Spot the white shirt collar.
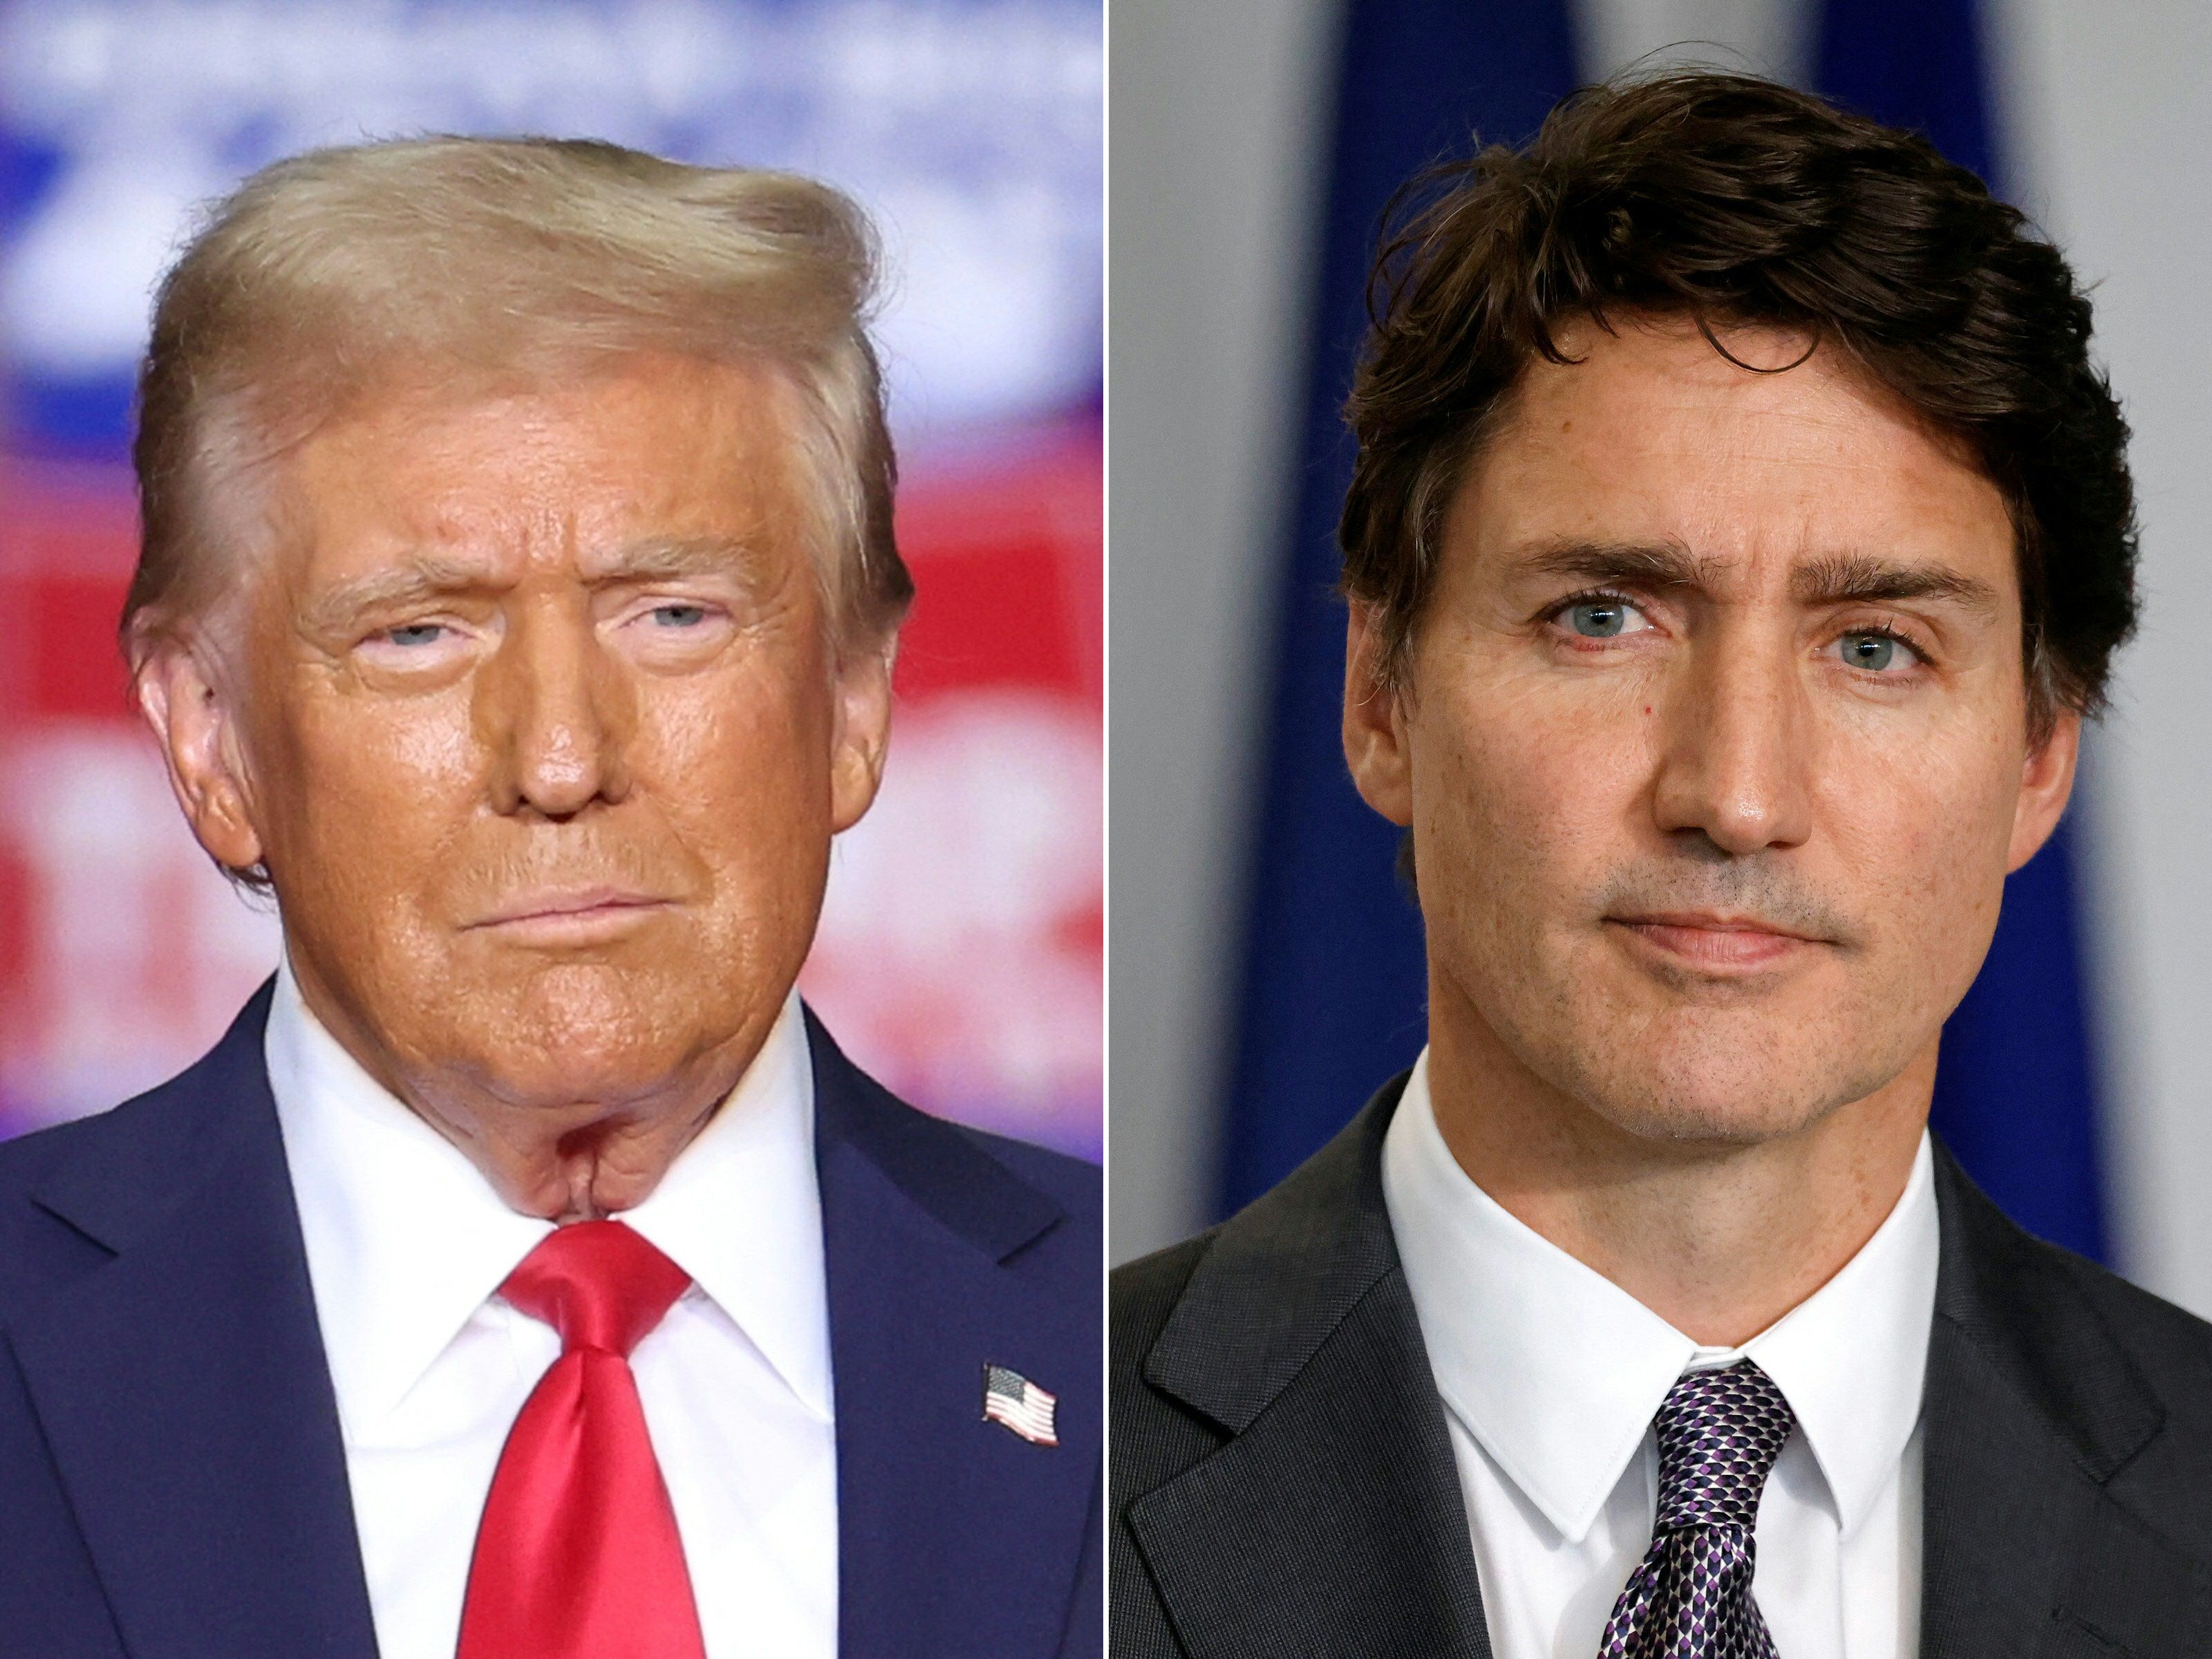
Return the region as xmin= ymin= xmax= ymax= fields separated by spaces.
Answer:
xmin=265 ymin=957 xmax=832 ymax=1434
xmin=1381 ymin=1047 xmax=1938 ymax=1545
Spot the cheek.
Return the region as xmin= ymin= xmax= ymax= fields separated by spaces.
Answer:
xmin=1413 ymin=666 xmax=1656 ymax=905
xmin=642 ymin=664 xmax=839 ymax=871
xmin=1816 ymin=716 xmax=2019 ymax=952
xmin=262 ymin=686 xmax=480 ymax=882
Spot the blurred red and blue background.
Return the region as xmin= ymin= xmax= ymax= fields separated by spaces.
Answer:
xmin=0 ymin=0 xmax=1102 ymax=1156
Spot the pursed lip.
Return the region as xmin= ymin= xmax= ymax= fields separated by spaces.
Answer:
xmin=1605 ymin=909 xmax=1835 ymax=969
xmin=467 ymin=885 xmax=673 ymax=930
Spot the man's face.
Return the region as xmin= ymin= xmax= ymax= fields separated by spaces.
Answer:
xmin=175 ymin=353 xmax=890 ymax=1129
xmin=1345 ymin=315 xmax=2077 ymax=1145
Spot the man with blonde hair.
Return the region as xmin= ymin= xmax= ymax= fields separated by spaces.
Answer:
xmin=0 ymin=137 xmax=1098 ymax=1659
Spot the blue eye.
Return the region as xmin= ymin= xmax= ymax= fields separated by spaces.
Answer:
xmin=1565 ymin=600 xmax=1630 ymax=638
xmin=384 ymin=623 xmax=446 ymax=647
xmin=1839 ymin=632 xmax=1904 ymax=671
xmin=650 ymin=603 xmax=709 ymax=628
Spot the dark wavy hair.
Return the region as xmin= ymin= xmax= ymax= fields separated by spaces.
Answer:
xmin=1340 ymin=71 xmax=2137 ymax=740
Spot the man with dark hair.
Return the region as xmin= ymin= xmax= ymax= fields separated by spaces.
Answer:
xmin=1113 ymin=73 xmax=2212 ymax=1658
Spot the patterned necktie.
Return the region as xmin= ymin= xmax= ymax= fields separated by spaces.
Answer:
xmin=1597 ymin=1359 xmax=1797 ymax=1659
xmin=456 ymin=1219 xmax=706 ymax=1659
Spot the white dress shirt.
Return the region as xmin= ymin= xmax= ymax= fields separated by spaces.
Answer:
xmin=265 ymin=959 xmax=837 ymax=1659
xmin=1380 ymin=1050 xmax=1938 ymax=1659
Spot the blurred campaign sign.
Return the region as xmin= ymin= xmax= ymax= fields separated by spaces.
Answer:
xmin=0 ymin=0 xmax=1102 ymax=1155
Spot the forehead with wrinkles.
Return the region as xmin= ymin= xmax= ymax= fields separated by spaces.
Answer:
xmin=256 ymin=356 xmax=814 ymax=644
xmin=1438 ymin=319 xmax=2018 ymax=644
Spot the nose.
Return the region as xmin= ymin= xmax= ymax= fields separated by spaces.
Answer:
xmin=1650 ymin=628 xmax=1815 ymax=857
xmin=479 ymin=598 xmax=634 ymax=819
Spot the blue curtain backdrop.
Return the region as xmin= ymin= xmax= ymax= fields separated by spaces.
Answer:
xmin=1219 ymin=1 xmax=1579 ymax=1212
xmin=1219 ymin=0 xmax=2109 ymax=1262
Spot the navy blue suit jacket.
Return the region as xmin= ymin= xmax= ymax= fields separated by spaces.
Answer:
xmin=0 ymin=982 xmax=1101 ymax=1658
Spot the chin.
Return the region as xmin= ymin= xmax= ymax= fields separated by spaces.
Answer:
xmin=451 ymin=967 xmax=739 ymax=1105
xmin=1533 ymin=950 xmax=1908 ymax=1134
xmin=1570 ymin=1023 xmax=1908 ymax=1150
xmin=1585 ymin=1080 xmax=1836 ymax=1148
xmin=484 ymin=1044 xmax=683 ymax=1113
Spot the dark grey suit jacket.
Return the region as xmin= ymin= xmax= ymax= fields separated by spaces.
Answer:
xmin=1112 ymin=1075 xmax=2212 ymax=1658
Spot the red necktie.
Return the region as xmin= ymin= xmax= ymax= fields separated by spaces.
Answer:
xmin=456 ymin=1219 xmax=707 ymax=1659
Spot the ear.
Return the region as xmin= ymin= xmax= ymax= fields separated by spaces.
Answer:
xmin=2006 ymin=706 xmax=2081 ymax=873
xmin=133 ymin=635 xmax=268 ymax=876
xmin=1343 ymin=602 xmax=1414 ymax=827
xmin=828 ymin=633 xmax=897 ymax=834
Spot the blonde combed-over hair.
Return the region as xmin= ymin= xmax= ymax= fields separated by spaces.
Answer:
xmin=125 ymin=135 xmax=912 ymax=660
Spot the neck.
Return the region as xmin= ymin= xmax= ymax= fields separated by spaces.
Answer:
xmin=286 ymin=961 xmax=753 ymax=1222
xmin=1423 ymin=986 xmax=1929 ymax=1349
xmin=406 ymin=1078 xmax=733 ymax=1223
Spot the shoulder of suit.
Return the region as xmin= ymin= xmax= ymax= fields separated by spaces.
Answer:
xmin=948 ymin=1118 xmax=1102 ymax=1291
xmin=1940 ymin=1175 xmax=2212 ymax=1551
xmin=1109 ymin=1230 xmax=1229 ymax=1523
xmin=1112 ymin=1230 xmax=1217 ymax=1366
xmin=0 ymin=1067 xmax=196 ymax=1203
xmin=1940 ymin=1151 xmax=2212 ymax=1396
xmin=0 ymin=1107 xmax=95 ymax=1210
xmin=805 ymin=1002 xmax=1097 ymax=1275
xmin=1997 ymin=1226 xmax=2212 ymax=1566
xmin=2024 ymin=1229 xmax=2212 ymax=1405
xmin=0 ymin=1071 xmax=205 ymax=1313
xmin=1107 ymin=1089 xmax=1401 ymax=1456
xmin=950 ymin=1118 xmax=1101 ymax=1232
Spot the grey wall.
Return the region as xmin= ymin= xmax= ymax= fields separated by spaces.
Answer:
xmin=1108 ymin=0 xmax=1339 ymax=1260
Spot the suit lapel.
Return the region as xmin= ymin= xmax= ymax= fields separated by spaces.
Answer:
xmin=10 ymin=984 xmax=377 ymax=1659
xmin=810 ymin=1012 xmax=1097 ymax=1659
xmin=1127 ymin=1101 xmax=2212 ymax=1659
xmin=1127 ymin=1084 xmax=1492 ymax=1659
xmin=1920 ymin=1147 xmax=2209 ymax=1659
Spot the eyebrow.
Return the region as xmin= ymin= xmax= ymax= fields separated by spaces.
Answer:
xmin=585 ymin=534 xmax=767 ymax=586
xmin=300 ymin=554 xmax=494 ymax=639
xmin=1515 ymin=539 xmax=1706 ymax=592
xmin=1788 ymin=550 xmax=2000 ymax=615
xmin=300 ymin=534 xmax=767 ymax=639
xmin=1510 ymin=538 xmax=2001 ymax=615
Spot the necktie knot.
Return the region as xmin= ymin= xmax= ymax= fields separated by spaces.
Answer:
xmin=500 ymin=1219 xmax=691 ymax=1358
xmin=1651 ymin=1359 xmax=1795 ymax=1535
xmin=1595 ymin=1360 xmax=1795 ymax=1658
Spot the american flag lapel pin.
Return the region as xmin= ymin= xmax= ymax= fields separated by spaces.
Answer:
xmin=982 ymin=1362 xmax=1059 ymax=1447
